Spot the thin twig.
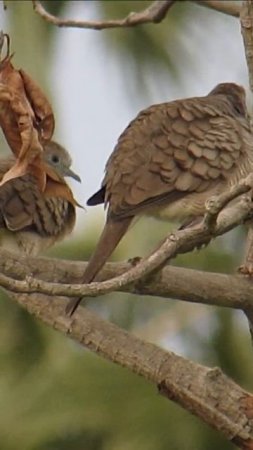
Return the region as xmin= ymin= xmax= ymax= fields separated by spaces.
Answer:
xmin=32 ymin=0 xmax=241 ymax=32
xmin=32 ymin=0 xmax=175 ymax=30
xmin=241 ymin=0 xmax=253 ymax=93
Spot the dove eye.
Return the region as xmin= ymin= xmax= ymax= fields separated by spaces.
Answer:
xmin=51 ymin=154 xmax=60 ymax=164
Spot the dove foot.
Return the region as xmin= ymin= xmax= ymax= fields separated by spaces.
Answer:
xmin=128 ymin=256 xmax=142 ymax=266
xmin=238 ymin=263 xmax=253 ymax=276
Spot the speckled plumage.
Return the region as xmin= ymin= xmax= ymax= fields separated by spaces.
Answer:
xmin=0 ymin=141 xmax=78 ymax=255
xmin=67 ymin=82 xmax=253 ymax=315
xmin=100 ymin=83 xmax=252 ymax=220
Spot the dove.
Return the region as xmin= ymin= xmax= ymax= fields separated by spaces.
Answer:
xmin=0 ymin=140 xmax=81 ymax=255
xmin=67 ymin=82 xmax=253 ymax=315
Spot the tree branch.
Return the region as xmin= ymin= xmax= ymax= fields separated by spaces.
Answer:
xmin=1 ymin=251 xmax=253 ymax=311
xmin=241 ymin=0 xmax=253 ymax=93
xmin=32 ymin=0 xmax=175 ymax=30
xmin=31 ymin=0 xmax=240 ymax=31
xmin=5 ymin=288 xmax=253 ymax=450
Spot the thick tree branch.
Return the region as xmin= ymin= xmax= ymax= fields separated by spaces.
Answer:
xmin=6 ymin=289 xmax=253 ymax=450
xmin=31 ymin=0 xmax=240 ymax=31
xmin=1 ymin=251 xmax=253 ymax=311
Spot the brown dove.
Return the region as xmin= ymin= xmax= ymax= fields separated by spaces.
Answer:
xmin=0 ymin=140 xmax=81 ymax=255
xmin=67 ymin=82 xmax=253 ymax=315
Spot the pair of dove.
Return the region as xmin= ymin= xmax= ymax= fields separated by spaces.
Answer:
xmin=0 ymin=83 xmax=252 ymax=315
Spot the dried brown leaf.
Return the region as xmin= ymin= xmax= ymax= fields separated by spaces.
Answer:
xmin=19 ymin=69 xmax=55 ymax=141
xmin=0 ymin=34 xmax=55 ymax=190
xmin=0 ymin=57 xmax=35 ymax=159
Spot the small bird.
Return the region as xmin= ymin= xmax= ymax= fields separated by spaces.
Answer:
xmin=67 ymin=82 xmax=253 ymax=315
xmin=0 ymin=140 xmax=81 ymax=255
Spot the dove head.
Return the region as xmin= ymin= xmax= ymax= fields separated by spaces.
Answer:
xmin=43 ymin=141 xmax=81 ymax=182
xmin=208 ymin=82 xmax=247 ymax=117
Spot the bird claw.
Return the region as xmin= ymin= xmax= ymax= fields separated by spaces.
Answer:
xmin=238 ymin=263 xmax=253 ymax=276
xmin=128 ymin=256 xmax=142 ymax=267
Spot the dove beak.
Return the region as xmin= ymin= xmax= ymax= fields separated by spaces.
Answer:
xmin=65 ymin=168 xmax=81 ymax=183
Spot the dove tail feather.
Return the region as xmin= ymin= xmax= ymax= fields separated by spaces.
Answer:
xmin=65 ymin=216 xmax=132 ymax=316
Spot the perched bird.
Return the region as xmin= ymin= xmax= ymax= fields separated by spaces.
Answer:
xmin=67 ymin=82 xmax=253 ymax=315
xmin=0 ymin=140 xmax=81 ymax=255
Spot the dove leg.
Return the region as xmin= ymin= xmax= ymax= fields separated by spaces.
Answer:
xmin=239 ymin=226 xmax=253 ymax=275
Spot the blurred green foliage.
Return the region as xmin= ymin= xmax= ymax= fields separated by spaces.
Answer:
xmin=99 ymin=1 xmax=188 ymax=96
xmin=0 ymin=1 xmax=250 ymax=449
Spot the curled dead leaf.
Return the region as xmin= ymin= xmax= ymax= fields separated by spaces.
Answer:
xmin=0 ymin=33 xmax=55 ymax=190
xmin=0 ymin=40 xmax=43 ymax=165
xmin=0 ymin=59 xmax=36 ymax=160
xmin=20 ymin=69 xmax=55 ymax=142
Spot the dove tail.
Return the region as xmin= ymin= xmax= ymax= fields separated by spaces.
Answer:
xmin=65 ymin=216 xmax=132 ymax=316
